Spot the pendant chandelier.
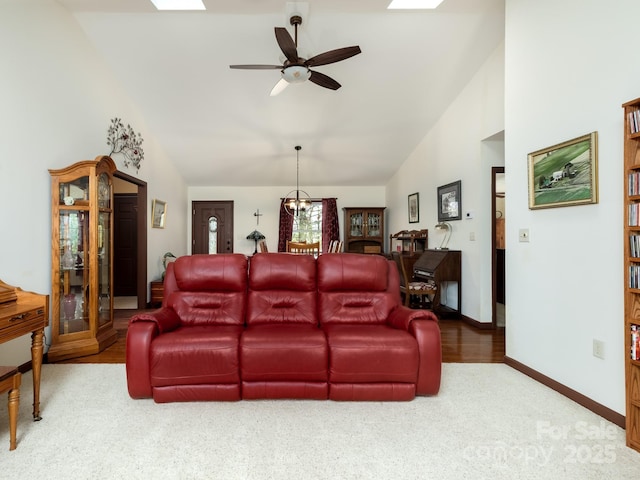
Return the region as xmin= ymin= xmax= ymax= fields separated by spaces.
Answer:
xmin=282 ymin=145 xmax=311 ymax=217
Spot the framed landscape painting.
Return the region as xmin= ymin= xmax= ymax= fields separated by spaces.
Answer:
xmin=528 ymin=132 xmax=598 ymax=209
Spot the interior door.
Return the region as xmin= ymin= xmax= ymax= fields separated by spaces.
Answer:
xmin=113 ymin=193 xmax=138 ymax=296
xmin=192 ymin=201 xmax=234 ymax=254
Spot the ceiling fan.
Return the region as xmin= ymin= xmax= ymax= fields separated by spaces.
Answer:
xmin=229 ymin=15 xmax=361 ymax=96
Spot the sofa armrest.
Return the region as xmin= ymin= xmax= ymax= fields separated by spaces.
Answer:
xmin=130 ymin=307 xmax=180 ymax=334
xmin=410 ymin=319 xmax=442 ymax=395
xmin=387 ymin=305 xmax=438 ymax=331
xmin=126 ymin=321 xmax=158 ymax=399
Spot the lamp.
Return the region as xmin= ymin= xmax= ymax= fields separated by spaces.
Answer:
xmin=282 ymin=145 xmax=311 ymax=217
xmin=434 ymin=222 xmax=452 ymax=250
xmin=161 ymin=252 xmax=176 ymax=280
xmin=246 ymin=230 xmax=266 ymax=254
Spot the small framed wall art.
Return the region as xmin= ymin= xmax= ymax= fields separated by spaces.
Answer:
xmin=437 ymin=181 xmax=462 ymax=221
xmin=527 ymin=132 xmax=598 ymax=209
xmin=408 ymin=192 xmax=420 ymax=223
xmin=152 ymin=199 xmax=166 ymax=228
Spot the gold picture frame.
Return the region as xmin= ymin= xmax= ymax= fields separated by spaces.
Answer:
xmin=528 ymin=132 xmax=598 ymax=209
xmin=151 ymin=199 xmax=166 ymax=228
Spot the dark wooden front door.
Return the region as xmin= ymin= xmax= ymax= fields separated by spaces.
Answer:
xmin=114 ymin=194 xmax=138 ymax=296
xmin=192 ymin=201 xmax=234 ymax=254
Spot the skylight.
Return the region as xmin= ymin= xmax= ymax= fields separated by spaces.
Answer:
xmin=150 ymin=0 xmax=206 ymax=10
xmin=387 ymin=0 xmax=444 ymax=9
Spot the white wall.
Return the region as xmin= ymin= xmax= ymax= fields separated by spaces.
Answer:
xmin=0 ymin=0 xmax=187 ymax=365
xmin=505 ymin=0 xmax=640 ymax=414
xmin=188 ymin=186 xmax=385 ymax=256
xmin=386 ymin=43 xmax=505 ymax=320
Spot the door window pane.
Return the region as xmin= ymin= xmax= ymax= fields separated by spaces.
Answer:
xmin=208 ymin=216 xmax=218 ymax=254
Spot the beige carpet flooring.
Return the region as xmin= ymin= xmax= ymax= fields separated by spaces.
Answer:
xmin=0 ymin=364 xmax=639 ymax=479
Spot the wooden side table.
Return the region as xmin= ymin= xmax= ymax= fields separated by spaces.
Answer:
xmin=0 ymin=366 xmax=21 ymax=451
xmin=0 ymin=279 xmax=48 ymax=421
xmin=150 ymin=281 xmax=164 ymax=308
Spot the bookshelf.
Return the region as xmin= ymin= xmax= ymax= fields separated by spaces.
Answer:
xmin=390 ymin=229 xmax=428 ymax=256
xmin=623 ymin=97 xmax=640 ymax=453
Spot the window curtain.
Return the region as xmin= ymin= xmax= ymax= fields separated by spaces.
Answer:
xmin=322 ymin=198 xmax=339 ymax=253
xmin=277 ymin=200 xmax=294 ymax=252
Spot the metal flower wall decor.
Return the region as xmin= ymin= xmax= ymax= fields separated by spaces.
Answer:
xmin=106 ymin=117 xmax=144 ymax=172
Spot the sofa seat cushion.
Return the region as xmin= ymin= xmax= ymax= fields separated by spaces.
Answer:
xmin=150 ymin=325 xmax=243 ymax=387
xmin=324 ymin=324 xmax=418 ymax=383
xmin=241 ymin=324 xmax=328 ymax=381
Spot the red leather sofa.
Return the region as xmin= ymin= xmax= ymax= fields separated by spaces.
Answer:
xmin=126 ymin=252 xmax=441 ymax=402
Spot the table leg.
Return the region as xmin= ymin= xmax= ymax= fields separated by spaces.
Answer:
xmin=30 ymin=329 xmax=44 ymax=421
xmin=8 ymin=374 xmax=21 ymax=451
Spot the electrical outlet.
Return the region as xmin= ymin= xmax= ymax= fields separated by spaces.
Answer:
xmin=519 ymin=229 xmax=530 ymax=242
xmin=593 ymin=339 xmax=605 ymax=359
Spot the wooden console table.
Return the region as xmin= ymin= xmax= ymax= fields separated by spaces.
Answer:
xmin=0 ymin=279 xmax=48 ymax=421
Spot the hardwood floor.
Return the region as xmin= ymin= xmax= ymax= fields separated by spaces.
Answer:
xmin=54 ymin=309 xmax=505 ymax=364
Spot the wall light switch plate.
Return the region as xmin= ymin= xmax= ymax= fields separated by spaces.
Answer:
xmin=519 ymin=228 xmax=530 ymax=242
xmin=593 ymin=339 xmax=605 ymax=359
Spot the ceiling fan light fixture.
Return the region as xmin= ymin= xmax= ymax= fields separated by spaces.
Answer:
xmin=282 ymin=65 xmax=311 ymax=84
xmin=387 ymin=0 xmax=444 ymax=9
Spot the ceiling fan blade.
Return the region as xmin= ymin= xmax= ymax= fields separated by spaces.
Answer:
xmin=305 ymin=46 xmax=361 ymax=67
xmin=229 ymin=64 xmax=282 ymax=70
xmin=309 ymin=70 xmax=341 ymax=90
xmin=274 ymin=27 xmax=299 ymax=63
xmin=270 ymin=78 xmax=289 ymax=97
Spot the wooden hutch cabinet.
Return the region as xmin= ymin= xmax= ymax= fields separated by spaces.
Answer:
xmin=343 ymin=207 xmax=385 ymax=254
xmin=390 ymin=229 xmax=429 ymax=256
xmin=48 ymin=156 xmax=118 ymax=362
xmin=623 ymin=97 xmax=640 ymax=453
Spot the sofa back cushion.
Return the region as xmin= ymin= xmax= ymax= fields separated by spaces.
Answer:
xmin=317 ymin=253 xmax=398 ymax=326
xmin=166 ymin=254 xmax=248 ymax=326
xmin=247 ymin=253 xmax=317 ymax=326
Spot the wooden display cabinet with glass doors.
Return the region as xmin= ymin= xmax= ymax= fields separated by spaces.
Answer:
xmin=342 ymin=207 xmax=385 ymax=254
xmin=623 ymin=97 xmax=640 ymax=453
xmin=48 ymin=156 xmax=118 ymax=362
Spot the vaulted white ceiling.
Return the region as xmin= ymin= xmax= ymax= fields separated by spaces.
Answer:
xmin=58 ymin=0 xmax=504 ymax=187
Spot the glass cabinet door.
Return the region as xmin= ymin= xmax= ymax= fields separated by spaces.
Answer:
xmin=59 ymin=176 xmax=89 ymax=207
xmin=98 ymin=211 xmax=111 ymax=327
xmin=350 ymin=212 xmax=364 ymax=237
xmin=58 ymin=209 xmax=89 ymax=335
xmin=367 ymin=211 xmax=381 ymax=237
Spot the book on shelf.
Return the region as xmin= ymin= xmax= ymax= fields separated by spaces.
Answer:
xmin=632 ymin=325 xmax=640 ymax=361
xmin=630 ymin=265 xmax=640 ymax=289
xmin=630 ymin=203 xmax=640 ymax=226
xmin=630 ymin=172 xmax=640 ymax=196
xmin=631 ymin=234 xmax=640 ymax=258
xmin=630 ymin=110 xmax=640 ymax=135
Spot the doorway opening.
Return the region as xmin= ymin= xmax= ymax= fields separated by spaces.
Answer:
xmin=113 ymin=171 xmax=147 ymax=310
xmin=492 ymin=167 xmax=505 ymax=328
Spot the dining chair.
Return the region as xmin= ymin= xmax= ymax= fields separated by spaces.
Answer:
xmin=287 ymin=241 xmax=320 ymax=256
xmin=327 ymin=240 xmax=344 ymax=253
xmin=390 ymin=251 xmax=436 ymax=309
